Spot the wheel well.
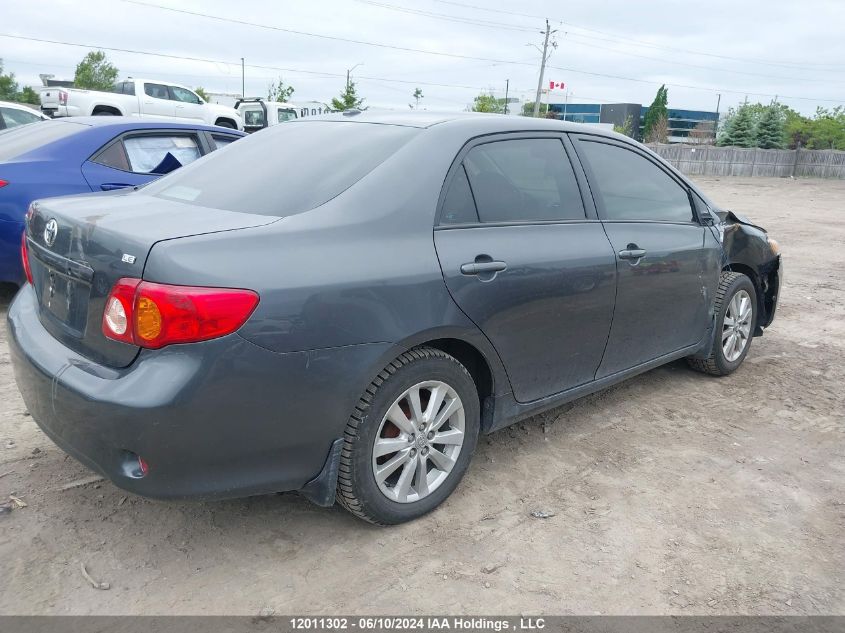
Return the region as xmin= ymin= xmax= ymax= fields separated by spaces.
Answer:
xmin=422 ymin=338 xmax=494 ymax=425
xmin=723 ymin=262 xmax=766 ymax=331
xmin=215 ymin=117 xmax=236 ymax=128
xmin=92 ymin=105 xmax=121 ymax=116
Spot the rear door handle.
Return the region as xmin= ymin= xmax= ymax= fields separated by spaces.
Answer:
xmin=618 ymin=249 xmax=646 ymax=260
xmin=100 ymin=183 xmax=133 ymax=191
xmin=460 ymin=261 xmax=507 ymax=275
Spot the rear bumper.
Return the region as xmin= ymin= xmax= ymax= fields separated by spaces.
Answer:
xmin=7 ymin=284 xmax=389 ymax=500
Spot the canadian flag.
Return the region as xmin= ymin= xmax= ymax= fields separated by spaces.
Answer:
xmin=549 ymin=81 xmax=565 ymax=90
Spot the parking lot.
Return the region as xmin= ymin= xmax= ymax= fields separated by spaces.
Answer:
xmin=0 ymin=176 xmax=842 ymax=615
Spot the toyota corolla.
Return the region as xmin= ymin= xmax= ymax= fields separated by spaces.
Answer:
xmin=7 ymin=112 xmax=782 ymax=524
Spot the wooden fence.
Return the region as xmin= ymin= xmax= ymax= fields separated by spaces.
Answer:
xmin=645 ymin=144 xmax=845 ymax=179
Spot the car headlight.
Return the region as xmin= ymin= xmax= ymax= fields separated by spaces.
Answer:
xmin=768 ymin=238 xmax=780 ymax=255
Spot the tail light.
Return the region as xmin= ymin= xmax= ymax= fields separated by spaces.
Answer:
xmin=58 ymin=90 xmax=68 ymax=106
xmin=102 ymin=278 xmax=259 ymax=349
xmin=21 ymin=232 xmax=33 ymax=285
xmin=0 ymin=179 xmax=8 ymax=189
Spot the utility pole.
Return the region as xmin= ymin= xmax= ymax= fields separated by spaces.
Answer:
xmin=504 ymin=79 xmax=509 ymax=115
xmin=714 ymin=93 xmax=721 ymax=140
xmin=346 ymin=62 xmax=364 ymax=94
xmin=532 ymin=20 xmax=552 ymax=118
xmin=241 ymin=57 xmax=245 ymax=98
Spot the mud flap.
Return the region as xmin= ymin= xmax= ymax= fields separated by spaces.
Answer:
xmin=299 ymin=438 xmax=343 ymax=507
xmin=690 ymin=314 xmax=718 ymax=360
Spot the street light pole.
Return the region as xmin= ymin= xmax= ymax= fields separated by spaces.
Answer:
xmin=504 ymin=79 xmax=509 ymax=115
xmin=346 ymin=62 xmax=364 ymax=92
xmin=241 ymin=57 xmax=245 ymax=98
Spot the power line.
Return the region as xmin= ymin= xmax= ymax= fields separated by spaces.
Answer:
xmin=358 ymin=0 xmax=841 ymax=85
xmin=427 ymin=0 xmax=845 ymax=71
xmin=3 ymin=31 xmax=844 ymax=105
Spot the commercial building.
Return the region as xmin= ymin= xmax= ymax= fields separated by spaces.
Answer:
xmin=545 ymin=101 xmax=719 ymax=143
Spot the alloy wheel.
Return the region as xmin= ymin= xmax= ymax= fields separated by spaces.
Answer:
xmin=722 ymin=289 xmax=753 ymax=362
xmin=371 ymin=381 xmax=465 ymax=504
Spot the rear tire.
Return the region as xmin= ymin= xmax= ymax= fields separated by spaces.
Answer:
xmin=336 ymin=347 xmax=480 ymax=525
xmin=688 ymin=272 xmax=757 ymax=376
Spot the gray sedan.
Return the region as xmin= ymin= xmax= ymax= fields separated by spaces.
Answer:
xmin=8 ymin=112 xmax=782 ymax=524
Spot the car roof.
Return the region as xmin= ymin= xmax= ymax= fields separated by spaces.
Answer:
xmin=45 ymin=116 xmax=245 ymax=134
xmin=0 ymin=101 xmax=45 ymax=114
xmin=303 ymin=109 xmax=625 ymax=139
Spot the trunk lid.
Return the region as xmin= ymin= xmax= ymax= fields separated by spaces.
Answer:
xmin=26 ymin=191 xmax=278 ymax=367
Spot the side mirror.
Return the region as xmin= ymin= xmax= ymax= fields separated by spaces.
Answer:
xmin=700 ymin=214 xmax=715 ymax=226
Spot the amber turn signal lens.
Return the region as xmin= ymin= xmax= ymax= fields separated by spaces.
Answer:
xmin=135 ymin=296 xmax=162 ymax=341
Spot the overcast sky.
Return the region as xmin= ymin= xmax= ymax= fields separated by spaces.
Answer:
xmin=3 ymin=0 xmax=845 ymax=115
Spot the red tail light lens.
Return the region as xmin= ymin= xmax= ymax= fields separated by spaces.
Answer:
xmin=0 ymin=179 xmax=8 ymax=189
xmin=21 ymin=232 xmax=33 ymax=285
xmin=58 ymin=90 xmax=68 ymax=106
xmin=102 ymin=279 xmax=259 ymax=349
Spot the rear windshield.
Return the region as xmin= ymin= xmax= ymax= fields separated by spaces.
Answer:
xmin=0 ymin=120 xmax=83 ymax=161
xmin=146 ymin=121 xmax=419 ymax=216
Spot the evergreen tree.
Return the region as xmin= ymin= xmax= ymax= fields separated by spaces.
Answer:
xmin=718 ymin=104 xmax=756 ymax=147
xmin=756 ymin=105 xmax=785 ymax=149
xmin=642 ymin=85 xmax=668 ymax=141
xmin=331 ymin=80 xmax=364 ymax=111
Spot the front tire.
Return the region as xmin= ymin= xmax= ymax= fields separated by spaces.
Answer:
xmin=688 ymin=271 xmax=757 ymax=376
xmin=337 ymin=347 xmax=480 ymax=525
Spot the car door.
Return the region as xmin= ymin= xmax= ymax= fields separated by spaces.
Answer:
xmin=169 ymin=86 xmax=206 ymax=122
xmin=571 ymin=134 xmax=719 ymax=378
xmin=433 ymin=135 xmax=617 ymax=403
xmin=81 ymin=130 xmax=205 ymax=191
xmin=142 ymin=83 xmax=176 ymax=119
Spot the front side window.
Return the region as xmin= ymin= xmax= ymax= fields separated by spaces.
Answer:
xmin=123 ymin=134 xmax=201 ymax=174
xmin=170 ymin=87 xmax=201 ymax=104
xmin=462 ymin=138 xmax=585 ymax=223
xmin=144 ymin=83 xmax=170 ymax=100
xmin=578 ymin=141 xmax=693 ymax=223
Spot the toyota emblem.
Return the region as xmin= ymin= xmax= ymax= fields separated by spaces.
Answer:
xmin=44 ymin=219 xmax=58 ymax=247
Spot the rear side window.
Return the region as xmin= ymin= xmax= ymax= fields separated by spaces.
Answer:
xmin=0 ymin=107 xmax=41 ymax=128
xmin=278 ymin=109 xmax=297 ymax=123
xmin=441 ymin=166 xmax=479 ymax=224
xmin=113 ymin=81 xmax=136 ymax=95
xmin=0 ymin=120 xmax=81 ymax=161
xmin=94 ymin=140 xmax=131 ymax=171
xmin=123 ymin=134 xmax=201 ymax=174
xmin=146 ymin=122 xmax=419 ymax=216
xmin=578 ymin=141 xmax=693 ymax=223
xmin=144 ymin=83 xmax=170 ymax=100
xmin=242 ymin=109 xmax=265 ymax=127
xmin=211 ymin=134 xmax=238 ymax=149
xmin=463 ymin=139 xmax=585 ymax=223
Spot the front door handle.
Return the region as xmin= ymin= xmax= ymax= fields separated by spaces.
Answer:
xmin=100 ymin=183 xmax=133 ymax=191
xmin=460 ymin=260 xmax=507 ymax=275
xmin=618 ymin=248 xmax=646 ymax=260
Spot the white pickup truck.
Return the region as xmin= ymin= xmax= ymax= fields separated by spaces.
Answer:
xmin=40 ymin=78 xmax=243 ymax=130
xmin=235 ymin=98 xmax=332 ymax=132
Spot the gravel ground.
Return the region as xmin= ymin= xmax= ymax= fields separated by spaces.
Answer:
xmin=0 ymin=176 xmax=842 ymax=615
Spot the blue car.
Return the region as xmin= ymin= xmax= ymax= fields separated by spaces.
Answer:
xmin=0 ymin=117 xmax=244 ymax=284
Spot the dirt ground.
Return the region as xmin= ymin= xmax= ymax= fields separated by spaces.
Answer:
xmin=0 ymin=176 xmax=842 ymax=616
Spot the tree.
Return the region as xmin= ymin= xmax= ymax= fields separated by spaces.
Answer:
xmin=74 ymin=51 xmax=118 ymax=91
xmin=0 ymin=60 xmax=19 ymax=101
xmin=267 ymin=77 xmax=295 ymax=103
xmin=689 ymin=120 xmax=715 ymax=144
xmin=194 ymin=87 xmax=210 ymax=102
xmin=331 ymin=80 xmax=364 ymax=111
xmin=17 ymin=86 xmax=40 ymax=106
xmin=613 ymin=115 xmax=634 ymax=138
xmin=521 ymin=101 xmax=547 ymax=116
xmin=642 ymin=85 xmax=668 ymax=142
xmin=644 ymin=114 xmax=669 ymax=143
xmin=718 ymin=103 xmax=756 ymax=147
xmin=755 ymin=105 xmax=785 ymax=149
xmin=470 ymin=92 xmax=504 ymax=113
xmin=411 ymin=87 xmax=423 ymax=109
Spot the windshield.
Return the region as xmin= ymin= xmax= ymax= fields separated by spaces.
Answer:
xmin=146 ymin=121 xmax=419 ymax=216
xmin=0 ymin=120 xmax=83 ymax=161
